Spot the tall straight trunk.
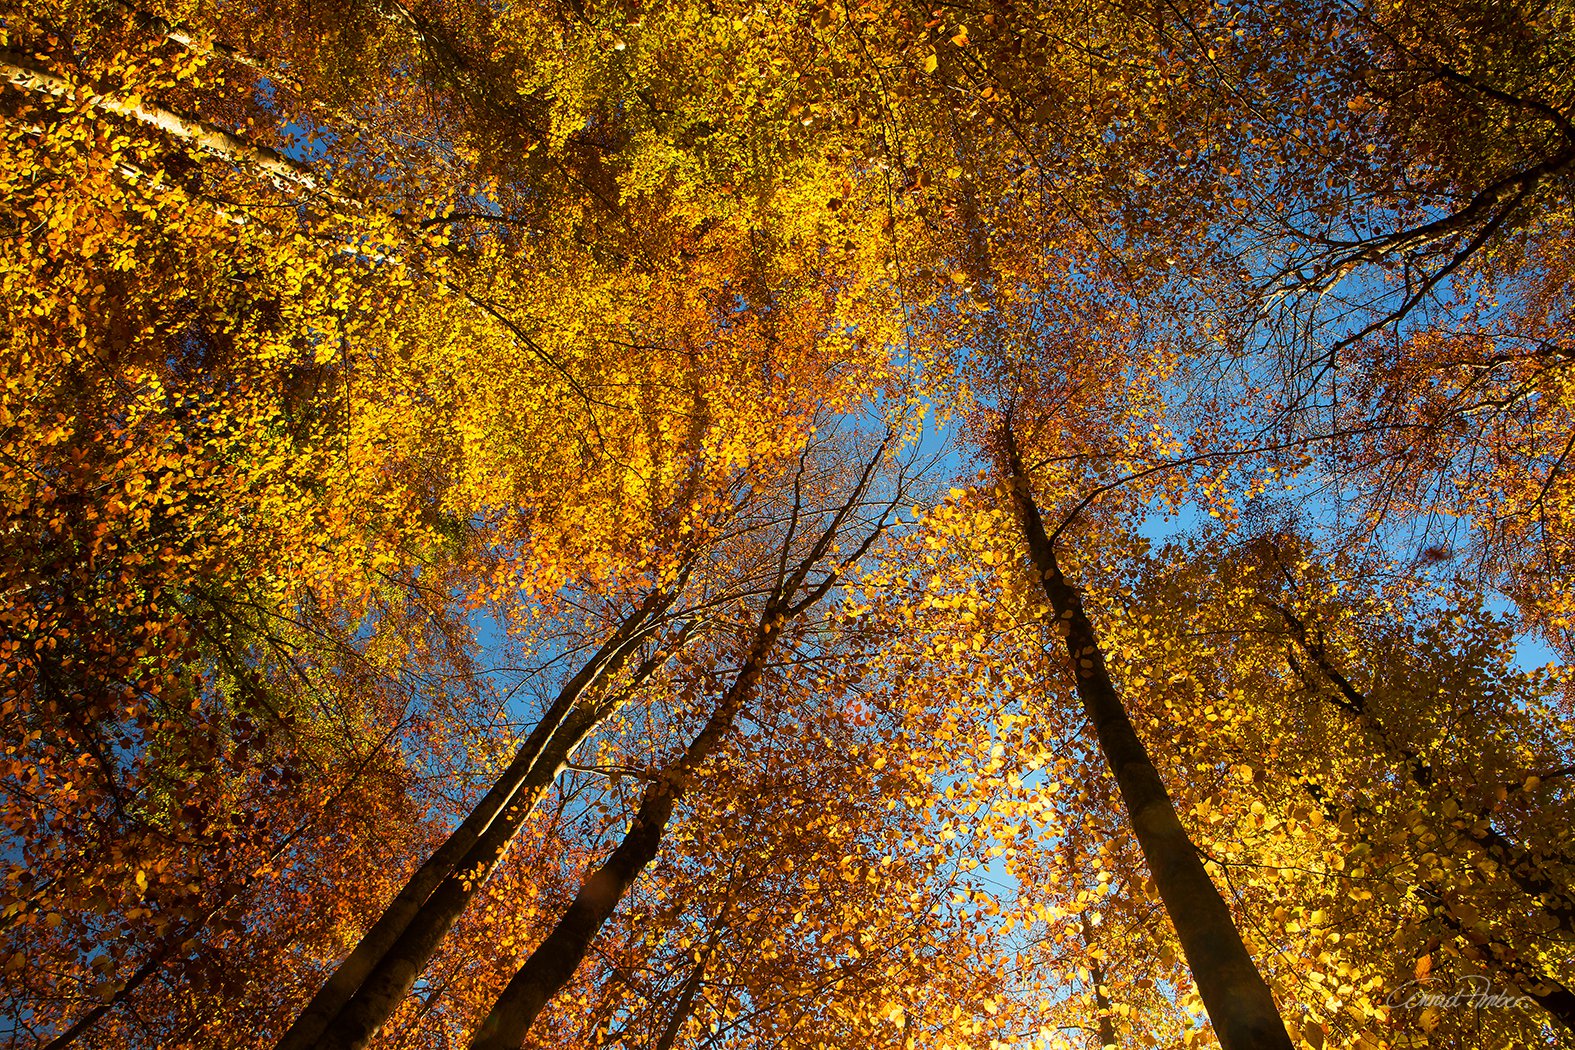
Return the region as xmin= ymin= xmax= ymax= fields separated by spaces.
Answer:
xmin=315 ymin=443 xmax=882 ymax=1050
xmin=281 ymin=592 xmax=675 ymax=1050
xmin=1003 ymin=431 xmax=1291 ymax=1050
xmin=467 ymin=625 xmax=781 ymax=1050
xmin=460 ymin=442 xmax=895 ymax=1050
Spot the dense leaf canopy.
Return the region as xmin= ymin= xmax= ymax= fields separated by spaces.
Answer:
xmin=2 ymin=1 xmax=1572 ymax=1048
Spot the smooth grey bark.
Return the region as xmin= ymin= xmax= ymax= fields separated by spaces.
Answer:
xmin=467 ymin=625 xmax=779 ymax=1050
xmin=464 ymin=443 xmax=896 ymax=1050
xmin=1003 ymin=429 xmax=1292 ymax=1050
xmin=281 ymin=591 xmax=677 ymax=1050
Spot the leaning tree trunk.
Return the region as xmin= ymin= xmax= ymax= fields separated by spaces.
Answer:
xmin=1003 ymin=430 xmax=1291 ymax=1050
xmin=281 ymin=591 xmax=677 ymax=1050
xmin=651 ymin=949 xmax=710 ymax=1050
xmin=460 ymin=447 xmax=895 ymax=1050
xmin=1 ymin=52 xmax=347 ymax=198
xmin=466 ymin=624 xmax=780 ymax=1050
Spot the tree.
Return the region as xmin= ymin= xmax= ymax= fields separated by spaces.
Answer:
xmin=466 ymin=437 xmax=902 ymax=1050
xmin=996 ymin=426 xmax=1293 ymax=1050
xmin=8 ymin=0 xmax=1575 ymax=1047
xmin=1091 ymin=527 xmax=1575 ymax=1045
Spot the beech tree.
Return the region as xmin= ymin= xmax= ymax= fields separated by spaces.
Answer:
xmin=6 ymin=0 xmax=1575 ymax=1048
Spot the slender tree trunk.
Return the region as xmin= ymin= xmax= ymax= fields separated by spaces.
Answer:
xmin=47 ymin=729 xmax=408 ymax=1050
xmin=1080 ymin=914 xmax=1119 ymax=1050
xmin=311 ymin=442 xmax=884 ymax=1050
xmin=1508 ymin=972 xmax=1575 ymax=1032
xmin=282 ymin=593 xmax=675 ymax=1050
xmin=1302 ymin=777 xmax=1575 ymax=1036
xmin=111 ymin=0 xmax=274 ymax=73
xmin=467 ymin=625 xmax=780 ymax=1050
xmin=1003 ymin=430 xmax=1291 ymax=1050
xmin=1090 ymin=961 xmax=1118 ymax=1050
xmin=1281 ymin=624 xmax=1575 ymax=1035
xmin=651 ymin=952 xmax=709 ymax=1050
xmin=43 ymin=932 xmax=183 ymax=1050
xmin=1428 ymin=890 xmax=1575 ymax=1033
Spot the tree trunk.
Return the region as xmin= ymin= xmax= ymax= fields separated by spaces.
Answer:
xmin=282 ymin=592 xmax=675 ymax=1050
xmin=1080 ymin=914 xmax=1119 ymax=1050
xmin=1003 ymin=429 xmax=1291 ymax=1050
xmin=651 ymin=952 xmax=709 ymax=1050
xmin=1427 ymin=885 xmax=1575 ymax=1033
xmin=0 ymin=53 xmax=343 ymax=198
xmin=467 ymin=626 xmax=779 ymax=1050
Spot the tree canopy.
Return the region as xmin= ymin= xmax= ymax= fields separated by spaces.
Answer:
xmin=3 ymin=0 xmax=1572 ymax=1048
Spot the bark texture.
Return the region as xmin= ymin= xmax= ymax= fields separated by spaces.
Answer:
xmin=1080 ymin=914 xmax=1119 ymax=1050
xmin=1 ymin=53 xmax=339 ymax=195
